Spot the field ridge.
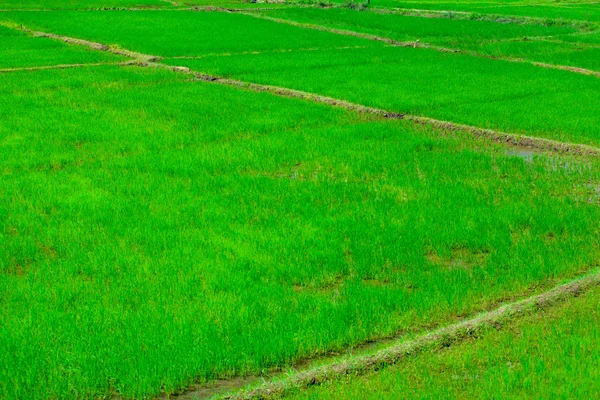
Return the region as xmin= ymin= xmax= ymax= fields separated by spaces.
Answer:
xmin=239 ymin=10 xmax=600 ymax=77
xmin=5 ymin=20 xmax=599 ymax=156
xmin=205 ymin=269 xmax=600 ymax=400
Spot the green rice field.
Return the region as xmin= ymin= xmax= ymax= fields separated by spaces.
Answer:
xmin=1 ymin=0 xmax=599 ymax=399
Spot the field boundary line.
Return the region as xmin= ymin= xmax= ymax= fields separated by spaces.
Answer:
xmin=169 ymin=45 xmax=374 ymax=59
xmin=0 ymin=61 xmax=132 ymax=73
xmin=1 ymin=3 xmax=598 ymax=31
xmin=168 ymin=68 xmax=600 ymax=156
xmin=6 ymin=21 xmax=598 ymax=157
xmin=236 ymin=11 xmax=428 ymax=47
xmin=237 ymin=11 xmax=600 ymax=78
xmin=31 ymin=31 xmax=161 ymax=62
xmin=530 ymin=61 xmax=600 ymax=77
xmin=213 ymin=269 xmax=600 ymax=399
xmin=364 ymin=5 xmax=600 ymax=30
xmin=0 ymin=22 xmax=160 ymax=62
xmin=207 ymin=5 xmax=597 ymax=31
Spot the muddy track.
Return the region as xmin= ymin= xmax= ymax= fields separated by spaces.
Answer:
xmin=238 ymin=11 xmax=600 ymax=78
xmin=212 ymin=269 xmax=600 ymax=399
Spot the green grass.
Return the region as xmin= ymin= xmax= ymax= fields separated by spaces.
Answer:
xmin=3 ymin=64 xmax=600 ymax=398
xmin=0 ymin=0 xmax=267 ymax=9
xmin=256 ymin=8 xmax=600 ymax=71
xmin=260 ymin=8 xmax=578 ymax=43
xmin=6 ymin=10 xmax=600 ymax=144
xmin=166 ymin=45 xmax=600 ymax=146
xmin=471 ymin=39 xmax=600 ymax=70
xmin=2 ymin=10 xmax=379 ymax=57
xmin=0 ymin=24 xmax=124 ymax=68
xmin=288 ymin=284 xmax=600 ymax=399
xmin=4 ymin=2 xmax=600 ymax=399
xmin=558 ymin=31 xmax=600 ymax=45
xmin=0 ymin=0 xmax=167 ymax=10
xmin=345 ymin=1 xmax=600 ymax=22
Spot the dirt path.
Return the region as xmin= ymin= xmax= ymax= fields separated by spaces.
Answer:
xmin=237 ymin=11 xmax=428 ymax=48
xmin=166 ymin=269 xmax=600 ymax=399
xmin=365 ymin=5 xmax=599 ymax=30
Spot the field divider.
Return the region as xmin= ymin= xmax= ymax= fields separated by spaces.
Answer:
xmin=0 ymin=22 xmax=161 ymax=62
xmin=169 ymin=45 xmax=374 ymax=59
xmin=364 ymin=5 xmax=600 ymax=30
xmin=236 ymin=11 xmax=432 ymax=48
xmin=6 ymin=21 xmax=599 ymax=157
xmin=170 ymin=68 xmax=599 ymax=156
xmin=210 ymin=269 xmax=600 ymax=399
xmin=31 ymin=31 xmax=161 ymax=62
xmin=235 ymin=11 xmax=600 ymax=78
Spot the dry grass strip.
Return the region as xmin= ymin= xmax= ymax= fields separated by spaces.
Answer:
xmin=221 ymin=269 xmax=600 ymax=399
xmin=531 ymin=61 xmax=600 ymax=77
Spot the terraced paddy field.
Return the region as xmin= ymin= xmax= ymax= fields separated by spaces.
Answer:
xmin=1 ymin=1 xmax=599 ymax=399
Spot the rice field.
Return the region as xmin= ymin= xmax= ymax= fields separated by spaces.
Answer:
xmin=1 ymin=0 xmax=599 ymax=399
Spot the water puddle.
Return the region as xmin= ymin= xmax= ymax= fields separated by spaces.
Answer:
xmin=505 ymin=145 xmax=536 ymax=163
xmin=504 ymin=144 xmax=592 ymax=173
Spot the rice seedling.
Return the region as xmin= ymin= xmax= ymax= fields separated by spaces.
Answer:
xmin=287 ymin=284 xmax=600 ymax=399
xmin=3 ymin=2 xmax=600 ymax=398
xmin=0 ymin=23 xmax=123 ymax=68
